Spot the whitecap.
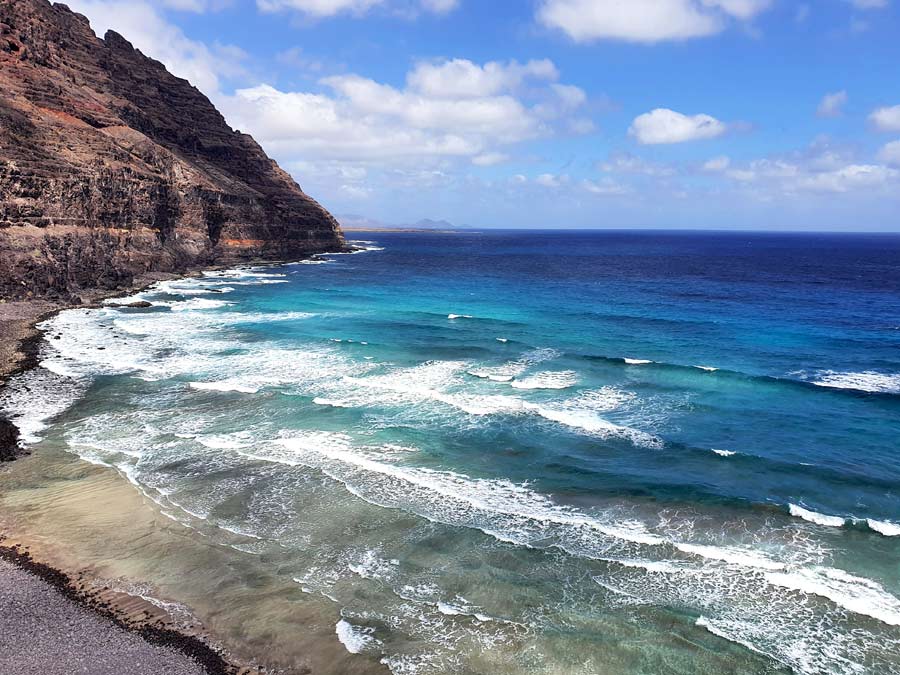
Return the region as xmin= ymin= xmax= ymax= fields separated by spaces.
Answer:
xmin=335 ymin=619 xmax=381 ymax=654
xmin=711 ymin=448 xmax=736 ymax=457
xmin=510 ymin=371 xmax=578 ymax=390
xmin=448 ymin=314 xmax=474 ymax=320
xmin=189 ymin=381 xmax=260 ymax=394
xmin=623 ymin=358 xmax=653 ymax=365
xmin=313 ymin=397 xmax=352 ymax=408
xmin=765 ymin=566 xmax=900 ymax=626
xmin=867 ymin=519 xmax=900 ymax=537
xmin=789 ymin=504 xmax=846 ymax=528
xmin=811 ymin=370 xmax=900 ymax=394
xmin=169 ymin=298 xmax=233 ymax=312
xmin=695 ymin=365 xmax=719 ymax=372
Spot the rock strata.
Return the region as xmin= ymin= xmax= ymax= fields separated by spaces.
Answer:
xmin=0 ymin=0 xmax=344 ymax=303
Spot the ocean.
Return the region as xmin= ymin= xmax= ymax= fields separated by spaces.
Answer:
xmin=2 ymin=230 xmax=899 ymax=674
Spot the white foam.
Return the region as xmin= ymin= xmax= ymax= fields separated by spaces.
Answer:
xmin=195 ymin=433 xmax=252 ymax=450
xmin=789 ymin=504 xmax=846 ymax=528
xmin=765 ymin=566 xmax=900 ymax=626
xmin=623 ymin=358 xmax=653 ymax=365
xmin=168 ymin=298 xmax=233 ymax=312
xmin=0 ymin=366 xmax=89 ymax=444
xmin=811 ymin=370 xmax=900 ymax=394
xmin=313 ymin=397 xmax=352 ymax=408
xmin=711 ymin=448 xmax=736 ymax=457
xmin=867 ymin=519 xmax=900 ymax=537
xmin=695 ymin=365 xmax=719 ymax=372
xmin=335 ymin=619 xmax=380 ymax=654
xmin=675 ymin=543 xmax=785 ymax=571
xmin=189 ymin=381 xmax=260 ymax=394
xmin=447 ymin=314 xmax=474 ymax=320
xmin=510 ymin=371 xmax=578 ymax=390
xmin=496 ymin=338 xmax=508 ymax=343
xmin=467 ymin=370 xmax=514 ymax=382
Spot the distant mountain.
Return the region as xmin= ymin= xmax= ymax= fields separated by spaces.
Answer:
xmin=338 ymin=215 xmax=473 ymax=231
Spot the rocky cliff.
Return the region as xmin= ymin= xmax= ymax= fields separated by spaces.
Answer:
xmin=0 ymin=0 xmax=344 ymax=303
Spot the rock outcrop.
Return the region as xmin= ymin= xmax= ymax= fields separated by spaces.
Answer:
xmin=0 ymin=0 xmax=344 ymax=303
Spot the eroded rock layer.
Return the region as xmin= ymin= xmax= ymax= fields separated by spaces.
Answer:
xmin=0 ymin=0 xmax=344 ymax=302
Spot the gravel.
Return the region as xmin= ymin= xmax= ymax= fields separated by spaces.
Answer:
xmin=0 ymin=559 xmax=211 ymax=675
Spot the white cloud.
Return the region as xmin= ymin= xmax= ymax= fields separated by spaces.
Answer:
xmin=796 ymin=164 xmax=897 ymax=193
xmin=472 ymin=152 xmax=510 ymax=166
xmin=536 ymin=173 xmax=567 ymax=187
xmin=721 ymin=144 xmax=899 ymax=195
xmin=870 ymin=105 xmax=900 ymax=132
xmin=817 ymin=90 xmax=848 ymax=118
xmin=702 ymin=155 xmax=731 ymax=172
xmin=407 ymin=58 xmax=558 ymax=98
xmin=878 ymin=140 xmax=900 ymax=166
xmin=65 ymin=0 xmax=244 ymax=95
xmin=419 ymin=0 xmax=459 ymax=13
xmin=537 ymin=0 xmax=773 ymax=44
xmin=629 ymin=108 xmax=727 ymax=144
xmin=221 ymin=58 xmax=590 ymax=167
xmin=256 ymin=0 xmax=458 ymax=18
xmin=601 ymin=152 xmax=675 ymax=176
xmin=582 ymin=178 xmax=630 ymax=195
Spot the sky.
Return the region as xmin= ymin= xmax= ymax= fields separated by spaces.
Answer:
xmin=64 ymin=0 xmax=900 ymax=230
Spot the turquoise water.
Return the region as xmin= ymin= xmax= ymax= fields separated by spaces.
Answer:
xmin=3 ymin=231 xmax=900 ymax=674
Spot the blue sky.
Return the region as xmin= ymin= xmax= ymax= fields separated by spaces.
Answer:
xmin=67 ymin=0 xmax=900 ymax=230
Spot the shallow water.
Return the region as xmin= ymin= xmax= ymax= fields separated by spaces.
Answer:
xmin=2 ymin=231 xmax=899 ymax=674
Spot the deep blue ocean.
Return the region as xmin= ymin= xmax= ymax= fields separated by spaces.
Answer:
xmin=3 ymin=230 xmax=900 ymax=674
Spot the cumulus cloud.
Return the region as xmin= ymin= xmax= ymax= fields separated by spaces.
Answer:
xmin=878 ymin=140 xmax=900 ymax=166
xmin=256 ymin=0 xmax=458 ymax=18
xmin=722 ymin=142 xmax=899 ymax=195
xmin=221 ymin=58 xmax=590 ymax=167
xmin=407 ymin=58 xmax=558 ymax=98
xmin=537 ymin=0 xmax=773 ymax=43
xmin=869 ymin=105 xmax=900 ymax=132
xmin=817 ymin=90 xmax=848 ymax=118
xmin=65 ymin=0 xmax=244 ymax=94
xmin=629 ymin=108 xmax=727 ymax=144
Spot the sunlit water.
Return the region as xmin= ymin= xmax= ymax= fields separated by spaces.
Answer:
xmin=2 ymin=231 xmax=899 ymax=674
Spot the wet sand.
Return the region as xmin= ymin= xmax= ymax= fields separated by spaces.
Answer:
xmin=0 ymin=444 xmax=387 ymax=674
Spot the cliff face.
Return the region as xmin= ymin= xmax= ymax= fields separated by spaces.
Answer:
xmin=0 ymin=0 xmax=344 ymax=303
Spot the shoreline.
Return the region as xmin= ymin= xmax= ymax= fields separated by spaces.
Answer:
xmin=0 ymin=254 xmax=344 ymax=674
xmin=0 ymin=540 xmax=239 ymax=675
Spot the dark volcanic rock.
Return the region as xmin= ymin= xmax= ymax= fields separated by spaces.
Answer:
xmin=0 ymin=416 xmax=19 ymax=461
xmin=0 ymin=0 xmax=344 ymax=302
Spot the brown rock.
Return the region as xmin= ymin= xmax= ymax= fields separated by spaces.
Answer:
xmin=0 ymin=0 xmax=344 ymax=302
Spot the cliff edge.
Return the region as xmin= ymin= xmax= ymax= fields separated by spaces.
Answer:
xmin=0 ymin=0 xmax=344 ymax=303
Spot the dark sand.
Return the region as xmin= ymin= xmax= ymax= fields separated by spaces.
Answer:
xmin=0 ymin=549 xmax=229 ymax=675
